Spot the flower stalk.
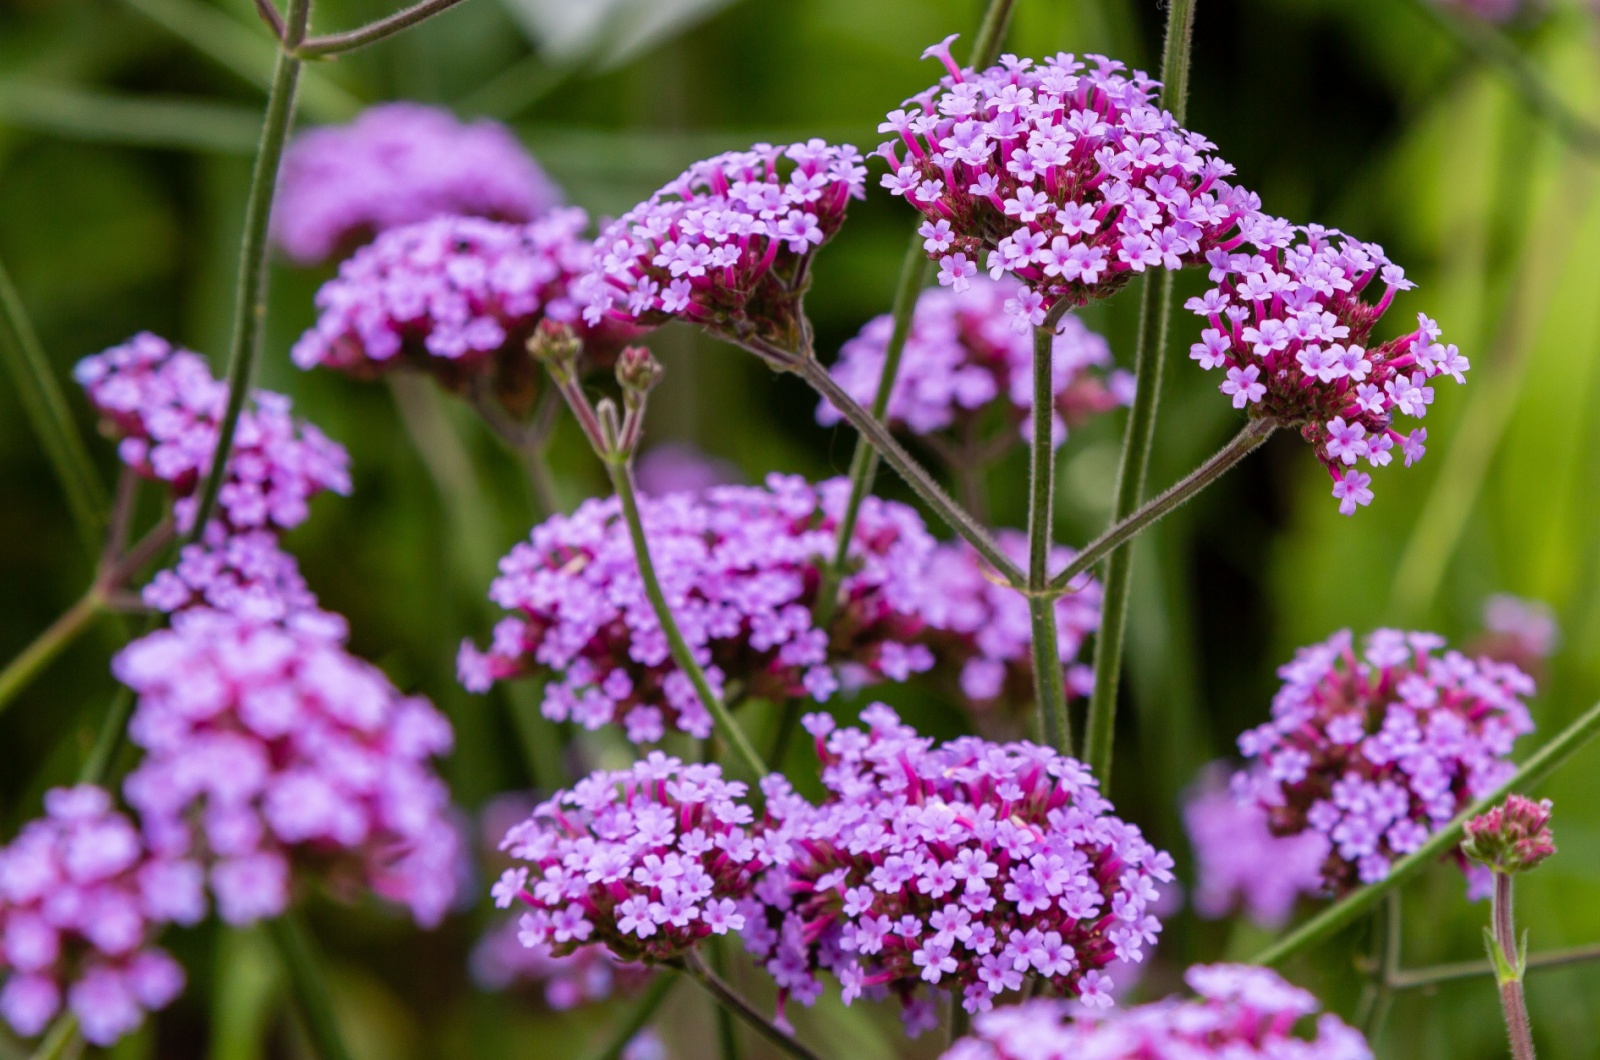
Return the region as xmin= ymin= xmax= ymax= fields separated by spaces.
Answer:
xmin=583 ymin=976 xmax=677 ymax=1060
xmin=266 ymin=910 xmax=356 ymax=1060
xmin=1387 ymin=942 xmax=1600 ymax=991
xmin=1486 ymin=870 xmax=1537 ymax=1060
xmin=1028 ymin=303 xmax=1072 ymax=753
xmin=676 ymin=950 xmax=822 ymax=1060
xmin=293 ymin=0 xmax=476 ymax=58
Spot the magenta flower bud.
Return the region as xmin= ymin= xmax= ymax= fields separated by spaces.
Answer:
xmin=1463 ymin=795 xmax=1556 ymax=875
xmin=615 ymin=346 xmax=664 ymax=398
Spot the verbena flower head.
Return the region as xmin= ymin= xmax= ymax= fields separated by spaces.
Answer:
xmin=817 ymin=277 xmax=1130 ymax=450
xmin=1232 ymin=629 xmax=1535 ymax=894
xmin=113 ymin=607 xmax=459 ymax=928
xmin=917 ymin=533 xmax=1100 ymax=718
xmin=142 ymin=525 xmax=322 ymax=623
xmin=0 ymin=786 xmax=201 ymax=1046
xmin=471 ymin=916 xmax=656 ymax=1003
xmin=1184 ymin=222 xmax=1467 ymax=514
xmin=75 ymin=333 xmax=351 ymax=534
xmin=492 ymin=754 xmax=765 ymax=963
xmin=1462 ymin=794 xmax=1555 ymax=875
xmin=634 ymin=441 xmax=742 ymax=496
xmin=747 ymin=706 xmax=1173 ymax=1026
xmin=273 ymin=102 xmax=562 ymax=265
xmin=579 ymin=140 xmax=867 ymax=363
xmin=292 ymin=210 xmax=634 ymax=414
xmin=1183 ymin=764 xmax=1327 ymax=929
xmin=1475 ymin=594 xmax=1560 ymax=679
xmin=881 ymin=41 xmax=1257 ymax=321
xmin=458 ymin=474 xmax=936 ymax=742
xmin=941 ymin=963 xmax=1372 ymax=1060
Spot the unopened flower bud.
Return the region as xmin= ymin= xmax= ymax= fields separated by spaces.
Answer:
xmin=529 ymin=319 xmax=582 ymax=383
xmin=616 ymin=346 xmax=663 ymax=399
xmin=1462 ymin=795 xmax=1555 ymax=875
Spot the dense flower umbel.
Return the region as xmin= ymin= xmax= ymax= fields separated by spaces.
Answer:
xmin=917 ymin=533 xmax=1101 ymax=717
xmin=114 ymin=607 xmax=460 ymax=928
xmin=75 ymin=333 xmax=351 ymax=534
xmin=1232 ymin=629 xmax=1535 ymax=894
xmin=747 ymin=706 xmax=1173 ymax=1026
xmin=1184 ymin=222 xmax=1467 ymax=514
xmin=493 ymin=754 xmax=765 ymax=963
xmin=0 ymin=786 xmax=200 ymax=1046
xmin=142 ymin=525 xmax=322 ymax=623
xmin=272 ymin=103 xmax=562 ymax=265
xmin=817 ymin=277 xmax=1130 ymax=450
xmin=579 ymin=140 xmax=867 ymax=361
xmin=880 ymin=41 xmax=1258 ymax=323
xmin=471 ymin=916 xmax=656 ymax=1004
xmin=1463 ymin=795 xmax=1556 ymax=875
xmin=1183 ymin=764 xmax=1327 ymax=929
xmin=941 ymin=963 xmax=1372 ymax=1060
xmin=458 ymin=475 xmax=936 ymax=742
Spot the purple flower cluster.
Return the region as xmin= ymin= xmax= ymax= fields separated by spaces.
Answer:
xmin=471 ymin=917 xmax=656 ymax=1005
xmin=113 ymin=607 xmax=460 ymax=928
xmin=1233 ymin=629 xmax=1535 ymax=893
xmin=580 ymin=140 xmax=867 ymax=358
xmin=942 ymin=963 xmax=1371 ymax=1060
xmin=458 ymin=475 xmax=936 ymax=743
xmin=272 ymin=103 xmax=562 ymax=265
xmin=917 ymin=533 xmax=1100 ymax=717
xmin=0 ymin=786 xmax=199 ymax=1046
xmin=1183 ymin=765 xmax=1327 ymax=929
xmin=492 ymin=754 xmax=764 ymax=963
xmin=817 ymin=277 xmax=1130 ymax=449
xmin=634 ymin=441 xmax=743 ymax=497
xmin=1184 ymin=223 xmax=1467 ymax=513
xmin=75 ymin=332 xmax=351 ymax=534
xmin=142 ymin=525 xmax=322 ymax=623
xmin=880 ymin=41 xmax=1257 ymax=322
xmin=1474 ymin=594 xmax=1559 ymax=680
xmin=747 ymin=706 xmax=1172 ymax=1026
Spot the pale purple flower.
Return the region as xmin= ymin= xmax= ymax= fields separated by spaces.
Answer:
xmin=633 ymin=442 xmax=742 ymax=496
xmin=1183 ymin=765 xmax=1327 ymax=928
xmin=1474 ymin=594 xmax=1560 ymax=676
xmin=141 ymin=525 xmax=324 ymax=624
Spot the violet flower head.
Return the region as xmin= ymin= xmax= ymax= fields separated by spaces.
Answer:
xmin=493 ymin=754 xmax=766 ymax=963
xmin=1183 ymin=764 xmax=1327 ymax=929
xmin=817 ymin=276 xmax=1130 ymax=451
xmin=1184 ymin=222 xmax=1467 ymax=514
xmin=747 ymin=705 xmax=1173 ymax=1025
xmin=580 ymin=140 xmax=867 ymax=364
xmin=272 ymin=102 xmax=562 ymax=265
xmin=458 ymin=474 xmax=936 ymax=743
xmin=1232 ymin=629 xmax=1535 ymax=894
xmin=113 ymin=607 xmax=460 ymax=928
xmin=0 ymin=786 xmax=201 ymax=1046
xmin=1462 ymin=794 xmax=1556 ymax=875
xmin=881 ymin=43 xmax=1258 ymax=322
xmin=141 ymin=524 xmax=324 ymax=624
xmin=471 ymin=917 xmax=656 ymax=1005
xmin=1474 ymin=594 xmax=1560 ymax=680
xmin=634 ymin=441 xmax=742 ymax=496
xmin=941 ymin=962 xmax=1372 ymax=1060
xmin=917 ymin=532 xmax=1100 ymax=720
xmin=75 ymin=333 xmax=351 ymax=534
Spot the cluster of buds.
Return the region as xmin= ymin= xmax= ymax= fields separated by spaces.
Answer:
xmin=1463 ymin=795 xmax=1556 ymax=876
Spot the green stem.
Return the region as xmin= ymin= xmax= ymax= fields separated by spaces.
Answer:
xmin=583 ymin=976 xmax=677 ymax=1060
xmin=79 ymin=685 xmax=138 ymax=786
xmin=1388 ymin=942 xmax=1600 ymax=990
xmin=25 ymin=1014 xmax=79 ymax=1060
xmin=1028 ymin=310 xmax=1070 ymax=754
xmin=1253 ymin=697 xmax=1600 ymax=968
xmin=184 ymin=0 xmax=308 ymax=546
xmin=605 ymin=459 xmax=769 ymax=780
xmin=0 ymin=254 xmax=106 ymax=555
xmin=678 ymin=951 xmax=821 ymax=1060
xmin=265 ymin=911 xmax=355 ymax=1060
xmin=969 ymin=0 xmax=1019 ymax=65
xmin=709 ymin=936 xmax=742 ymax=1060
xmin=1492 ymin=871 xmax=1537 ymax=1060
xmin=295 ymin=0 xmax=476 ymax=57
xmin=0 ymin=588 xmax=106 ymax=720
xmin=1357 ymin=891 xmax=1402 ymax=1039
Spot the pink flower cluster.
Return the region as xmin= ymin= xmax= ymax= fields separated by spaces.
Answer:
xmin=114 ymin=607 xmax=460 ymax=928
xmin=747 ymin=706 xmax=1172 ymax=1026
xmin=458 ymin=475 xmax=936 ymax=742
xmin=471 ymin=916 xmax=655 ymax=1005
xmin=1183 ymin=764 xmax=1327 ymax=929
xmin=880 ymin=41 xmax=1258 ymax=322
xmin=817 ymin=277 xmax=1130 ymax=449
xmin=142 ymin=525 xmax=322 ymax=623
xmin=1233 ymin=629 xmax=1535 ymax=893
xmin=75 ymin=332 xmax=351 ymax=534
xmin=492 ymin=753 xmax=765 ymax=963
xmin=1184 ymin=223 xmax=1467 ymax=514
xmin=0 ymin=786 xmax=200 ymax=1046
xmin=1462 ymin=794 xmax=1556 ymax=875
xmin=272 ymin=103 xmax=562 ymax=265
xmin=580 ymin=140 xmax=867 ymax=359
xmin=942 ymin=963 xmax=1371 ymax=1060
xmin=918 ymin=533 xmax=1100 ymax=716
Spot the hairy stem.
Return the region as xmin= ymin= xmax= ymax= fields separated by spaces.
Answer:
xmin=0 ymin=588 xmax=106 ymax=720
xmin=1028 ymin=310 xmax=1070 ymax=753
xmin=583 ymin=975 xmax=677 ymax=1060
xmin=295 ymin=0 xmax=476 ymax=57
xmin=1388 ymin=942 xmax=1600 ymax=990
xmin=1492 ymin=871 xmax=1538 ymax=1060
xmin=1253 ymin=697 xmax=1600 ymax=967
xmin=678 ymin=951 xmax=821 ymax=1060
xmin=266 ymin=911 xmax=355 ymax=1060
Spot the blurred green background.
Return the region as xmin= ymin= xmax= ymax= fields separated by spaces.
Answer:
xmin=3 ymin=0 xmax=1600 ymax=1055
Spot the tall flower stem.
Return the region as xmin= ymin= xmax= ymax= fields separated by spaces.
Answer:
xmin=1081 ymin=0 xmax=1197 ymax=786
xmin=708 ymin=936 xmax=742 ymax=1060
xmin=1253 ymin=697 xmax=1600 ymax=968
xmin=1388 ymin=942 xmax=1600 ymax=990
xmin=294 ymin=0 xmax=476 ymax=58
xmin=677 ymin=951 xmax=822 ymax=1060
xmin=25 ymin=1014 xmax=79 ymax=1060
xmin=265 ymin=910 xmax=356 ymax=1060
xmin=583 ymin=976 xmax=677 ymax=1060
xmin=1028 ymin=304 xmax=1071 ymax=753
xmin=1356 ymin=891 xmax=1402 ymax=1039
xmin=0 ymin=588 xmax=106 ymax=719
xmin=1489 ymin=870 xmax=1537 ymax=1060
xmin=469 ymin=383 xmax=563 ymax=517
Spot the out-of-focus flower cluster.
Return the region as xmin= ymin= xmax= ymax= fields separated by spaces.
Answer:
xmin=1232 ymin=629 xmax=1535 ymax=893
xmin=941 ymin=962 xmax=1371 ymax=1060
xmin=1474 ymin=594 xmax=1560 ymax=679
xmin=1184 ymin=223 xmax=1466 ymax=514
xmin=75 ymin=332 xmax=351 ymax=534
xmin=580 ymin=140 xmax=866 ymax=358
xmin=634 ymin=442 xmax=743 ymax=496
xmin=747 ymin=706 xmax=1172 ymax=1027
xmin=471 ymin=916 xmax=656 ymax=1005
xmin=273 ymin=103 xmax=562 ymax=265
xmin=0 ymin=787 xmax=198 ymax=1045
xmin=141 ymin=525 xmax=321 ymax=623
xmin=458 ymin=475 xmax=936 ymax=743
xmin=817 ymin=277 xmax=1130 ymax=449
xmin=880 ymin=41 xmax=1258 ymax=323
xmin=493 ymin=754 xmax=764 ymax=963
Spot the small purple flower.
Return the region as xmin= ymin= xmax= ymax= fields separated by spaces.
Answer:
xmin=141 ymin=525 xmax=323 ymax=623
